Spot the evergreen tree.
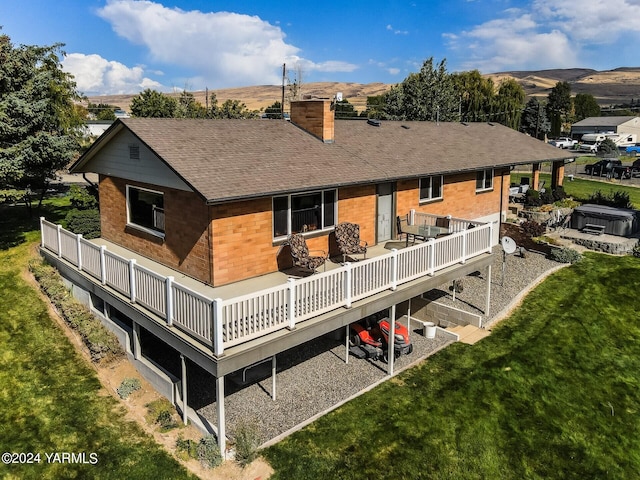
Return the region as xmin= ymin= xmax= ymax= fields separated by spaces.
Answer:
xmin=546 ymin=81 xmax=572 ymax=136
xmin=573 ymin=93 xmax=601 ymax=122
xmin=0 ymin=32 xmax=83 ymax=204
xmin=521 ymin=98 xmax=550 ymax=139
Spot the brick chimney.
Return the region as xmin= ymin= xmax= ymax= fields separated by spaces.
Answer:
xmin=290 ymin=99 xmax=335 ymax=143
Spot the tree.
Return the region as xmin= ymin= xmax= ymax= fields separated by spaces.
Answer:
xmin=87 ymin=102 xmax=118 ymax=121
xmin=0 ymin=32 xmax=83 ymax=205
xmin=573 ymin=93 xmax=600 ymax=122
xmin=334 ymin=99 xmax=358 ymax=118
xmin=175 ymin=91 xmax=207 ymax=118
xmin=383 ymin=57 xmax=458 ymax=121
xmin=451 ymin=70 xmax=495 ymax=122
xmin=493 ymin=79 xmax=525 ymax=130
xmin=546 ymin=81 xmax=572 ymax=136
xmin=264 ymin=101 xmax=283 ymax=119
xmin=520 ymin=98 xmax=551 ymax=139
xmin=130 ymin=89 xmax=177 ymax=117
xmin=216 ymin=99 xmax=259 ymax=119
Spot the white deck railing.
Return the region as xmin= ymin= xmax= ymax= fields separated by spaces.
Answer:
xmin=40 ymin=217 xmax=492 ymax=356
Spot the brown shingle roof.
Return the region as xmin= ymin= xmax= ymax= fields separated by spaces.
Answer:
xmin=72 ymin=117 xmax=574 ymax=203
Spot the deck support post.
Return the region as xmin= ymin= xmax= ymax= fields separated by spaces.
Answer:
xmin=180 ymin=354 xmax=188 ymax=425
xmin=345 ymin=325 xmax=350 ymax=364
xmin=406 ymin=298 xmax=412 ymax=337
xmin=388 ymin=304 xmax=396 ymax=376
xmin=132 ymin=322 xmax=141 ymax=360
xmin=272 ymin=355 xmax=277 ymax=401
xmin=485 ymin=264 xmax=492 ymax=317
xmin=216 ymin=375 xmax=226 ymax=456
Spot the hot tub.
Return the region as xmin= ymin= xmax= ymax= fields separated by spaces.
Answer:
xmin=571 ymin=204 xmax=638 ymax=236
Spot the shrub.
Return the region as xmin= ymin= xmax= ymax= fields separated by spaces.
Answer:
xmin=633 ymin=241 xmax=640 ymax=258
xmin=552 ymin=186 xmax=567 ymax=201
xmin=540 ymin=189 xmax=555 ymax=205
xmin=525 ymin=189 xmax=542 ymax=207
xmin=197 ymin=434 xmax=223 ymax=469
xmin=234 ymin=420 xmax=261 ymax=467
xmin=29 ymin=258 xmax=123 ymax=362
xmin=550 ymin=247 xmax=583 ymax=264
xmin=521 ymin=220 xmax=545 ymax=238
xmin=117 ymin=378 xmax=141 ymax=399
xmin=69 ymin=184 xmax=98 ymax=210
xmin=588 ymin=190 xmax=632 ymax=209
xmin=145 ymin=399 xmax=179 ymax=432
xmin=176 ymin=436 xmax=198 ymax=461
xmin=64 ymin=208 xmax=101 ymax=238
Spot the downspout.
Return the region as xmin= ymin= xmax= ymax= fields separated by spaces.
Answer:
xmin=83 ymin=172 xmax=97 ymax=189
xmin=499 ymin=167 xmax=508 ymax=241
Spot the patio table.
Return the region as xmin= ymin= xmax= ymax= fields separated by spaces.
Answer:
xmin=402 ymin=224 xmax=449 ymax=246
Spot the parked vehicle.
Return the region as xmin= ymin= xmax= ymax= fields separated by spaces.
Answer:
xmin=584 ymin=159 xmax=623 ymax=177
xmin=579 ymin=134 xmax=606 ymax=153
xmin=626 ymin=144 xmax=640 ymax=157
xmin=549 ymin=137 xmax=578 ymax=149
xmin=349 ymin=312 xmax=413 ymax=362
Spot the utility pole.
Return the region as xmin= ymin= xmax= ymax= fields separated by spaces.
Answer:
xmin=281 ymin=63 xmax=286 ymax=120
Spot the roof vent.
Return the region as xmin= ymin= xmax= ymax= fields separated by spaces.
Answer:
xmin=401 ymin=125 xmax=410 ymax=129
xmin=461 ymin=122 xmax=468 ymax=126
xmin=128 ymin=144 xmax=140 ymax=161
xmin=487 ymin=122 xmax=495 ymax=127
xmin=367 ymin=119 xmax=381 ymax=127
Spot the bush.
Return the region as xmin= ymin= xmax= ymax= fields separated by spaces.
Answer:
xmin=588 ymin=190 xmax=632 ymax=209
xmin=69 ymin=184 xmax=98 ymax=210
xmin=550 ymin=247 xmax=583 ymax=264
xmin=525 ymin=189 xmax=542 ymax=207
xmin=145 ymin=398 xmax=179 ymax=432
xmin=117 ymin=378 xmax=141 ymax=399
xmin=540 ymin=189 xmax=555 ymax=205
xmin=633 ymin=241 xmax=640 ymax=258
xmin=64 ymin=209 xmax=101 ymax=238
xmin=234 ymin=420 xmax=261 ymax=467
xmin=552 ymin=186 xmax=567 ymax=202
xmin=29 ymin=258 xmax=123 ymax=362
xmin=197 ymin=434 xmax=223 ymax=469
xmin=176 ymin=436 xmax=198 ymax=461
xmin=521 ymin=220 xmax=545 ymax=238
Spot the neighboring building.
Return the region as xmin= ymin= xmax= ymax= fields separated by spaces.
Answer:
xmin=571 ymin=116 xmax=640 ymax=140
xmin=40 ymin=99 xmax=573 ymax=453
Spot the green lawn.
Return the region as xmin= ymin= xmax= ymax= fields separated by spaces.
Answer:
xmin=264 ymin=254 xmax=640 ymax=479
xmin=511 ymin=172 xmax=640 ymax=208
xmin=0 ymin=200 xmax=195 ymax=479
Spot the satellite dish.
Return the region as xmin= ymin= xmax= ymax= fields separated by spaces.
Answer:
xmin=501 ymin=236 xmax=517 ymax=255
xmin=336 ymin=92 xmax=343 ymax=102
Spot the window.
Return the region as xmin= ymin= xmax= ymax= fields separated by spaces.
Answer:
xmin=273 ymin=189 xmax=337 ymax=239
xmin=126 ymin=185 xmax=165 ymax=235
xmin=476 ymin=168 xmax=493 ymax=192
xmin=419 ymin=175 xmax=443 ymax=202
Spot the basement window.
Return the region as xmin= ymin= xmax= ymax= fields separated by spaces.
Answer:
xmin=476 ymin=168 xmax=494 ymax=192
xmin=273 ymin=189 xmax=337 ymax=239
xmin=126 ymin=185 xmax=165 ymax=237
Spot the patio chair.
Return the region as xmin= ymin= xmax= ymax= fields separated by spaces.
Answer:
xmin=334 ymin=222 xmax=368 ymax=263
xmin=287 ymin=233 xmax=327 ymax=273
xmin=435 ymin=216 xmax=450 ymax=229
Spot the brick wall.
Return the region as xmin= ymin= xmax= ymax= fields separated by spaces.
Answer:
xmin=99 ymin=176 xmax=212 ymax=284
xmin=290 ymin=100 xmax=334 ymax=143
xmin=396 ymin=169 xmax=510 ymax=220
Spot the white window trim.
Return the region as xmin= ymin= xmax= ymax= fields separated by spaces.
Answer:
xmin=125 ymin=184 xmax=166 ymax=239
xmin=272 ymin=189 xmax=338 ymax=240
xmin=419 ymin=175 xmax=444 ymax=203
xmin=475 ymin=168 xmax=494 ymax=193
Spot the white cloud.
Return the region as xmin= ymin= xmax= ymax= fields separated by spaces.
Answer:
xmin=445 ymin=0 xmax=640 ymax=72
xmin=62 ymin=53 xmax=163 ymax=95
xmin=96 ymin=0 xmax=356 ymax=88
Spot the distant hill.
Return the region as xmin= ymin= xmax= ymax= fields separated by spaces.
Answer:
xmin=485 ymin=67 xmax=640 ymax=105
xmin=86 ymin=68 xmax=640 ymax=114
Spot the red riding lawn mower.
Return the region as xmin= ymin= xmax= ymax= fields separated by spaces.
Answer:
xmin=349 ymin=311 xmax=413 ymax=362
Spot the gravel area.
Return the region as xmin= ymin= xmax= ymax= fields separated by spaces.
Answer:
xmin=197 ymin=246 xmax=563 ymax=446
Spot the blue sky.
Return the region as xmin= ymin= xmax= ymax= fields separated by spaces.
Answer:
xmin=1 ymin=0 xmax=639 ymax=96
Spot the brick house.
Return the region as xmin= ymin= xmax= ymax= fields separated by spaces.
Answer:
xmin=40 ymin=99 xmax=573 ymax=453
